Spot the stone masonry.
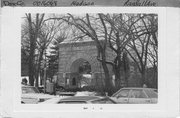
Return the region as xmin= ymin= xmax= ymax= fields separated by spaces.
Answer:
xmin=57 ymin=40 xmax=113 ymax=89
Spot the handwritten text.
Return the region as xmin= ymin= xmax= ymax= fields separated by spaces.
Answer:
xmin=124 ymin=0 xmax=157 ymax=6
xmin=71 ymin=0 xmax=94 ymax=6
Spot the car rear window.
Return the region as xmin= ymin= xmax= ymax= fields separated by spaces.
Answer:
xmin=144 ymin=89 xmax=158 ymax=98
xmin=129 ymin=90 xmax=147 ymax=98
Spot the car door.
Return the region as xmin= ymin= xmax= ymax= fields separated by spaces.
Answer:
xmin=91 ymin=98 xmax=116 ymax=104
xmin=111 ymin=89 xmax=130 ymax=104
xmin=21 ymin=96 xmax=38 ymax=104
xmin=128 ymin=89 xmax=151 ymax=104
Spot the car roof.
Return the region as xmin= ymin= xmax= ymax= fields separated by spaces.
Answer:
xmin=120 ymin=87 xmax=155 ymax=90
xmin=111 ymin=87 xmax=157 ymax=97
xmin=22 ymin=85 xmax=34 ymax=87
xmin=60 ymin=96 xmax=104 ymax=102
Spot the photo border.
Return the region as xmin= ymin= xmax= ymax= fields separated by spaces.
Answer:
xmin=1 ymin=7 xmax=179 ymax=118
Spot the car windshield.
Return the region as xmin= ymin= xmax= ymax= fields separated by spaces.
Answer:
xmin=144 ymin=89 xmax=158 ymax=98
xmin=22 ymin=86 xmax=40 ymax=94
xmin=58 ymin=101 xmax=86 ymax=104
xmin=113 ymin=89 xmax=130 ymax=98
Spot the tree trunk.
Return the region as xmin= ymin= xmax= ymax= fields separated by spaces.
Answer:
xmin=27 ymin=14 xmax=35 ymax=86
xmin=124 ymin=71 xmax=129 ymax=87
xmin=35 ymin=49 xmax=44 ymax=87
xmin=114 ymin=66 xmax=121 ymax=90
xmin=113 ymin=53 xmax=122 ymax=90
xmin=141 ymin=69 xmax=146 ymax=87
xmin=153 ymin=64 xmax=158 ymax=88
xmin=100 ymin=49 xmax=114 ymax=95
xmin=123 ymin=52 xmax=129 ymax=87
xmin=102 ymin=62 xmax=113 ymax=95
xmin=29 ymin=62 xmax=34 ymax=86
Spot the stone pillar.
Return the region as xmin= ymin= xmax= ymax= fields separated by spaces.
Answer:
xmin=57 ymin=72 xmax=66 ymax=87
xmin=91 ymin=72 xmax=105 ymax=90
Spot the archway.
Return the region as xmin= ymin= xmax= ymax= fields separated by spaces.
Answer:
xmin=57 ymin=41 xmax=113 ymax=91
xmin=69 ymin=58 xmax=92 ymax=88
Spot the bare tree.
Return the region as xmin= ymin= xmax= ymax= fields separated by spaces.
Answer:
xmin=34 ymin=19 xmax=64 ymax=87
xmin=24 ymin=13 xmax=45 ymax=86
xmin=49 ymin=14 xmax=115 ymax=94
xmin=125 ymin=14 xmax=158 ymax=86
xmin=47 ymin=32 xmax=67 ymax=79
xmin=22 ymin=13 xmax=68 ymax=87
xmin=100 ymin=14 xmax=145 ymax=88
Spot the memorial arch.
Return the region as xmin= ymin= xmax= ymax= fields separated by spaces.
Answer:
xmin=57 ymin=40 xmax=113 ymax=89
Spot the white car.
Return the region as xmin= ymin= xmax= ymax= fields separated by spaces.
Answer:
xmin=75 ymin=91 xmax=98 ymax=96
xmin=111 ymin=87 xmax=158 ymax=104
xmin=39 ymin=96 xmax=116 ymax=104
xmin=21 ymin=85 xmax=57 ymax=104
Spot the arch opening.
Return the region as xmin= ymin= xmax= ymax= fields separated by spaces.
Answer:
xmin=68 ymin=58 xmax=92 ymax=88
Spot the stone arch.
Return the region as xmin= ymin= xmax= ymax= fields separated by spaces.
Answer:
xmin=65 ymin=53 xmax=101 ymax=73
xmin=57 ymin=41 xmax=112 ymax=89
xmin=70 ymin=58 xmax=90 ymax=73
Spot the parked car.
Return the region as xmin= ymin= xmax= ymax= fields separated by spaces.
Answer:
xmin=111 ymin=87 xmax=158 ymax=104
xmin=21 ymin=85 xmax=57 ymax=104
xmin=75 ymin=91 xmax=102 ymax=96
xmin=39 ymin=96 xmax=116 ymax=104
xmin=152 ymin=88 xmax=158 ymax=93
xmin=38 ymin=86 xmax=44 ymax=93
xmin=57 ymin=92 xmax=76 ymax=96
